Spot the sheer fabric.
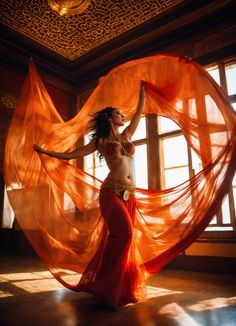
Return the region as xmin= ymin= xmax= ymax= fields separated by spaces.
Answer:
xmin=4 ymin=54 xmax=236 ymax=303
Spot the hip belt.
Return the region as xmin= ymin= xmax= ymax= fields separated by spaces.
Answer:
xmin=101 ymin=178 xmax=135 ymax=201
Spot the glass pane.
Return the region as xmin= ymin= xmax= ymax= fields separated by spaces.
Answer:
xmin=222 ymin=195 xmax=230 ymax=224
xmin=162 ymin=135 xmax=188 ymax=168
xmin=232 ymin=102 xmax=236 ymax=111
xmin=2 ymin=188 xmax=15 ymax=228
xmin=119 ymin=121 xmax=129 ymax=133
xmin=209 ymin=216 xmax=217 ymax=224
xmin=206 ymin=226 xmax=233 ymax=231
xmin=233 ymin=187 xmax=236 ymax=211
xmin=158 ymin=116 xmax=180 ymax=134
xmin=84 ymin=134 xmax=90 ymax=144
xmin=232 ymin=173 xmax=236 ymax=212
xmin=233 ymin=173 xmax=236 ymax=186
xmin=206 ymin=66 xmax=220 ymax=85
xmin=64 ymin=193 xmax=75 ymax=210
xmin=84 ymin=151 xmax=107 ymax=175
xmin=134 ymin=144 xmax=148 ymax=188
xmin=84 ymin=153 xmax=93 ymax=169
xmin=93 ymin=153 xmax=108 ymax=181
xmin=189 ymin=98 xmax=197 ymax=118
xmin=94 ymin=165 xmax=109 ymax=181
xmin=191 ymin=149 xmax=202 ymax=175
xmin=119 ymin=117 xmax=146 ymax=140
xmin=84 ymin=134 xmax=94 ymax=169
xmin=225 ymin=63 xmax=236 ymax=95
xmin=132 ymin=117 xmax=146 ymax=140
xmin=85 ymin=167 xmax=95 ymax=177
xmin=164 ymin=167 xmax=189 ymax=188
xmin=205 ymin=95 xmax=224 ymax=123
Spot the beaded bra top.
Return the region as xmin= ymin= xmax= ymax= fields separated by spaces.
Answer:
xmin=102 ymin=141 xmax=135 ymax=158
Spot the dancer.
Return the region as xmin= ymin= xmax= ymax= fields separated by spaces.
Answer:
xmin=34 ymin=83 xmax=146 ymax=307
xmin=6 ymin=55 xmax=235 ymax=310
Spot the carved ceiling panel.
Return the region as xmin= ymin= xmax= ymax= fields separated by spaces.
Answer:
xmin=1 ymin=0 xmax=184 ymax=61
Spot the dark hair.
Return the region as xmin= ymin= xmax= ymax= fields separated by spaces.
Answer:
xmin=90 ymin=107 xmax=115 ymax=144
xmin=90 ymin=107 xmax=115 ymax=158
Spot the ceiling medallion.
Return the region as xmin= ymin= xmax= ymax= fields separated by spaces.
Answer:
xmin=47 ymin=0 xmax=91 ymax=16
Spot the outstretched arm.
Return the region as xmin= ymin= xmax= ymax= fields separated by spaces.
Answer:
xmin=123 ymin=82 xmax=145 ymax=139
xmin=33 ymin=139 xmax=96 ymax=160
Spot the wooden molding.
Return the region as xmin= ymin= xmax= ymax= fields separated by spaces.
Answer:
xmin=1 ymin=0 xmax=235 ymax=91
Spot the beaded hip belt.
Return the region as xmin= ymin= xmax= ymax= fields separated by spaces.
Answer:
xmin=101 ymin=178 xmax=135 ymax=201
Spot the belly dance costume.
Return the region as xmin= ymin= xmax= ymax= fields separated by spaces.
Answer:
xmin=76 ymin=140 xmax=146 ymax=307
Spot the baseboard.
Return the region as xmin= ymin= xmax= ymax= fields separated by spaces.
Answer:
xmin=0 ymin=229 xmax=37 ymax=257
xmin=166 ymin=254 xmax=236 ymax=275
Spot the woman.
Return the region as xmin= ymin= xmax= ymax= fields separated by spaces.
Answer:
xmin=34 ymin=83 xmax=145 ymax=308
xmin=6 ymin=55 xmax=235 ymax=310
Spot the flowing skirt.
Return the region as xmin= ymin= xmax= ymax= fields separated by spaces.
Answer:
xmin=75 ymin=183 xmax=146 ymax=308
xmin=5 ymin=56 xmax=236 ymax=309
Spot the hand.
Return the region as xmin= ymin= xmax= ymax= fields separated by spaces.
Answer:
xmin=33 ymin=144 xmax=47 ymax=155
xmin=33 ymin=144 xmax=42 ymax=152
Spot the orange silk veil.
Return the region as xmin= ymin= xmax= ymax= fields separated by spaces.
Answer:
xmin=4 ymin=54 xmax=236 ymax=288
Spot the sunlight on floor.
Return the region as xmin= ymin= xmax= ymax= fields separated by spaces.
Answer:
xmin=146 ymin=285 xmax=182 ymax=298
xmin=187 ymin=296 xmax=236 ymax=311
xmin=1 ymin=270 xmax=53 ymax=281
xmin=0 ymin=270 xmax=63 ymax=297
xmin=0 ymin=270 xmax=183 ymax=300
xmin=159 ymin=303 xmax=202 ymax=326
xmin=0 ymin=268 xmax=83 ymax=296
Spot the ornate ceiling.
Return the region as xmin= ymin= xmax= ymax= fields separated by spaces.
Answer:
xmin=1 ymin=0 xmax=184 ymax=61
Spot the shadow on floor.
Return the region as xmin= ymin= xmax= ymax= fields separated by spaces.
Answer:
xmin=0 ymin=256 xmax=236 ymax=326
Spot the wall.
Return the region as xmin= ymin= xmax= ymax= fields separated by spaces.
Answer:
xmin=186 ymin=242 xmax=236 ymax=258
xmin=0 ymin=66 xmax=72 ymax=117
xmin=0 ymin=65 xmax=76 ymax=226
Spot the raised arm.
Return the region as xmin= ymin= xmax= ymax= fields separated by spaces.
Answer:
xmin=33 ymin=139 xmax=96 ymax=160
xmin=123 ymin=82 xmax=145 ymax=139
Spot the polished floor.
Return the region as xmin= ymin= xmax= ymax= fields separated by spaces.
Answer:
xmin=0 ymin=255 xmax=236 ymax=326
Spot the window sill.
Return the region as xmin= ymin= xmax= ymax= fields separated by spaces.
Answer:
xmin=197 ymin=230 xmax=236 ymax=243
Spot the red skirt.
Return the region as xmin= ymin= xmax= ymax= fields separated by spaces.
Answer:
xmin=76 ymin=186 xmax=146 ymax=307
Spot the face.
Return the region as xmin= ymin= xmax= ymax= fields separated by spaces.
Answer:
xmin=110 ymin=109 xmax=125 ymax=126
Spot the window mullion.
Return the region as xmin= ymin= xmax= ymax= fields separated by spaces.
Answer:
xmin=92 ymin=152 xmax=96 ymax=177
xmin=216 ymin=209 xmax=223 ymax=226
xmin=228 ymin=187 xmax=236 ymax=229
xmin=218 ymin=62 xmax=227 ymax=93
xmin=187 ymin=145 xmax=194 ymax=179
xmin=146 ymin=114 xmax=160 ymax=190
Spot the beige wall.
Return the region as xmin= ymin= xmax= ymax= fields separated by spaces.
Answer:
xmin=186 ymin=242 xmax=236 ymax=258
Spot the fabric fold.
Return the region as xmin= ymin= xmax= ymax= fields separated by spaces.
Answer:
xmin=4 ymin=54 xmax=236 ymax=296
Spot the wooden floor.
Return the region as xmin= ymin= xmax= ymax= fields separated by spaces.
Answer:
xmin=0 ymin=255 xmax=236 ymax=326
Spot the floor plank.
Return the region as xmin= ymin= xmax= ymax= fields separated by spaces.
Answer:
xmin=0 ymin=256 xmax=235 ymax=326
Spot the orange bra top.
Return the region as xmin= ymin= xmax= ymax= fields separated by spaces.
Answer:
xmin=102 ymin=141 xmax=135 ymax=158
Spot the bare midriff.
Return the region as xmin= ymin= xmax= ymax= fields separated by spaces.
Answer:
xmin=103 ymin=153 xmax=135 ymax=186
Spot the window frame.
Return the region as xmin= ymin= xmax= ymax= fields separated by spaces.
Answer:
xmin=84 ymin=57 xmax=236 ymax=242
xmin=157 ymin=57 xmax=236 ymax=241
